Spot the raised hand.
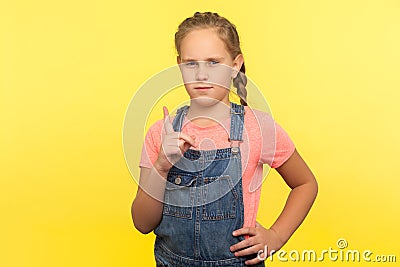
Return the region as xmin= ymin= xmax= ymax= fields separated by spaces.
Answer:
xmin=153 ymin=106 xmax=196 ymax=177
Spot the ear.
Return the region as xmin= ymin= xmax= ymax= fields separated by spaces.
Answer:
xmin=232 ymin=54 xmax=244 ymax=78
xmin=177 ymin=55 xmax=181 ymax=64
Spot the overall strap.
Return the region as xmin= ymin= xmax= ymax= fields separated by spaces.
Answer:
xmin=172 ymin=105 xmax=189 ymax=132
xmin=171 ymin=103 xmax=245 ymax=144
xmin=229 ymin=102 xmax=245 ymax=145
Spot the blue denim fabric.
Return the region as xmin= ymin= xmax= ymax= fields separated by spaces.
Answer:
xmin=154 ymin=103 xmax=265 ymax=267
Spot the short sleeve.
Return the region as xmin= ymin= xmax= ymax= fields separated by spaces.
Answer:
xmin=270 ymin=121 xmax=295 ymax=168
xmin=139 ymin=120 xmax=163 ymax=169
xmin=259 ymin=117 xmax=296 ymax=169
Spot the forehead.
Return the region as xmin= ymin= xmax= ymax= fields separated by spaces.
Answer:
xmin=179 ymin=28 xmax=230 ymax=60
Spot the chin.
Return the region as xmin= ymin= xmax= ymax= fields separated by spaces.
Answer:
xmin=190 ymin=97 xmax=229 ymax=107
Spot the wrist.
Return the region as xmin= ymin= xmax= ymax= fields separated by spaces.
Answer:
xmin=153 ymin=160 xmax=170 ymax=178
xmin=269 ymin=226 xmax=287 ymax=246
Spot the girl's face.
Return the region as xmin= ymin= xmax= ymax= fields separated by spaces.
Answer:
xmin=177 ymin=28 xmax=243 ymax=106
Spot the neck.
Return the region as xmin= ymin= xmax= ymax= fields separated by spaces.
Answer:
xmin=187 ymin=99 xmax=231 ymax=127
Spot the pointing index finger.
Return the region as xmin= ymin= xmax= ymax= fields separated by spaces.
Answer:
xmin=163 ymin=106 xmax=174 ymax=134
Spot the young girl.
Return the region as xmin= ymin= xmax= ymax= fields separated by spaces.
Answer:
xmin=131 ymin=12 xmax=318 ymax=266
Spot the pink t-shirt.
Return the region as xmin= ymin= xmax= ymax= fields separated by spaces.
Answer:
xmin=139 ymin=106 xmax=295 ymax=228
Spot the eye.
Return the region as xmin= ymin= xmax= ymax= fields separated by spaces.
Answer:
xmin=207 ymin=60 xmax=219 ymax=66
xmin=184 ymin=61 xmax=198 ymax=68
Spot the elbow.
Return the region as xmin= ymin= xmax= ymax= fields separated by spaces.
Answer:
xmin=131 ymin=204 xmax=155 ymax=234
xmin=311 ymin=176 xmax=318 ymax=200
xmin=132 ymin=213 xmax=153 ymax=234
xmin=133 ymin=220 xmax=153 ymax=234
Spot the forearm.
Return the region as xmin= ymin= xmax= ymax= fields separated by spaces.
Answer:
xmin=131 ymin=166 xmax=168 ymax=234
xmin=270 ymin=180 xmax=318 ymax=244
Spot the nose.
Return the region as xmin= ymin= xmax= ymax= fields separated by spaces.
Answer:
xmin=195 ymin=62 xmax=209 ymax=81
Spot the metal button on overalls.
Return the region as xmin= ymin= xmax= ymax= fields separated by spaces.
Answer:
xmin=231 ymin=146 xmax=239 ymax=154
xmin=174 ymin=176 xmax=181 ymax=185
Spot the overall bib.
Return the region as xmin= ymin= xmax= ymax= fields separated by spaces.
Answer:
xmin=154 ymin=102 xmax=265 ymax=267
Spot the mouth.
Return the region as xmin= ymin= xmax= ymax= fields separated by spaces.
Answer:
xmin=194 ymin=85 xmax=213 ymax=91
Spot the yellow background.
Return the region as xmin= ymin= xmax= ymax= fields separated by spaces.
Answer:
xmin=1 ymin=0 xmax=399 ymax=266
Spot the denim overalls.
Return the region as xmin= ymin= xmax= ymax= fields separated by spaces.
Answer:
xmin=154 ymin=102 xmax=265 ymax=267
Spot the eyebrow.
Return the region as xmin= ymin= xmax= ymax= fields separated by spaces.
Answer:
xmin=181 ymin=57 xmax=225 ymax=62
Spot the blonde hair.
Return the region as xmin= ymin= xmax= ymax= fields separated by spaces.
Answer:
xmin=175 ymin=12 xmax=248 ymax=105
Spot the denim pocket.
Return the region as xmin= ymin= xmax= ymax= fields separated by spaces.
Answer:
xmin=201 ymin=175 xmax=239 ymax=220
xmin=163 ymin=172 xmax=196 ymax=219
